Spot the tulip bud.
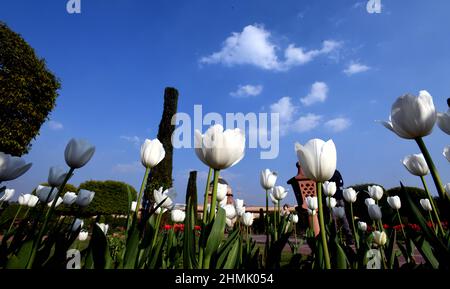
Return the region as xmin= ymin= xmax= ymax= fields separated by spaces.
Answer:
xmin=226 ymin=217 xmax=236 ymax=229
xmin=343 ymin=188 xmax=358 ymax=203
xmin=153 ymin=203 xmax=168 ymax=215
xmin=140 ymin=138 xmax=165 ymax=168
xmin=219 ymin=197 xmax=227 ymax=207
xmin=326 ymin=197 xmax=337 ymax=208
xmin=290 ymin=214 xmax=299 ymax=224
xmin=295 ymin=139 xmax=337 ymax=182
xmin=216 ymin=183 xmax=228 ymax=202
xmin=269 ymin=190 xmax=278 ymax=205
xmin=76 ymin=189 xmax=95 ymax=207
xmin=368 ymin=185 xmax=384 ymax=201
xmin=236 ymin=205 xmax=246 ymax=217
xmin=420 ymin=199 xmax=433 ymax=211
xmin=234 ymin=199 xmax=244 ymax=209
xmin=402 ymin=154 xmax=429 ymax=176
xmin=153 ymin=187 xmax=176 ymax=209
xmin=131 ymin=201 xmax=137 ymax=212
xmin=27 ymin=195 xmax=39 ymax=207
xmin=48 ymin=197 xmax=63 ymax=208
xmin=306 ymin=196 xmax=318 ymax=211
xmin=242 ymin=212 xmax=254 ymax=227
xmin=18 ymin=193 xmax=31 ymax=206
xmin=64 ymin=138 xmax=96 ymax=169
xmin=387 ymin=196 xmax=401 ymax=210
xmin=332 ymin=207 xmax=346 ymax=219
xmin=96 ymin=223 xmax=109 ymax=235
xmin=72 ymin=218 xmax=84 ymax=231
xmin=272 ymin=186 xmax=288 ymax=201
xmin=48 ymin=166 xmax=69 ymax=187
xmin=358 ymin=221 xmax=367 ymax=231
xmin=444 ymin=145 xmax=450 ymax=162
xmin=260 ymin=169 xmax=277 ymax=190
xmin=223 ymin=204 xmax=237 ymax=219
xmin=63 ymin=192 xmax=77 ymax=205
xmin=368 ymin=204 xmax=382 ymax=221
xmin=437 ymin=109 xmax=450 ymax=135
xmin=323 ymin=181 xmax=336 ymax=197
xmin=307 ymin=209 xmax=316 ymax=216
xmin=78 ymin=231 xmax=88 ymax=241
xmin=36 ymin=185 xmax=58 ymax=203
xmin=365 ymin=198 xmax=375 ymax=207
xmin=0 ymin=188 xmax=15 ymax=202
xmin=171 ymin=209 xmax=186 ymax=223
xmin=373 ymin=231 xmax=387 ymax=246
xmin=0 ymin=152 xmax=32 ymax=182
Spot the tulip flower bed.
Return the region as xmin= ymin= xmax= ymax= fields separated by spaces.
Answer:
xmin=0 ymin=90 xmax=449 ymax=270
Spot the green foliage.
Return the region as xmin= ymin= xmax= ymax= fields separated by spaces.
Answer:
xmin=145 ymin=87 xmax=179 ymax=201
xmin=0 ymin=22 xmax=61 ymax=156
xmin=78 ymin=180 xmax=137 ymax=216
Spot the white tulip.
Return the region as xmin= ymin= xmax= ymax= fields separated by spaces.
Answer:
xmin=437 ymin=109 xmax=450 ymax=135
xmin=343 ymin=188 xmax=358 ymax=203
xmin=219 ymin=197 xmax=227 ymax=207
xmin=216 ymin=183 xmax=228 ymax=202
xmin=64 ymin=138 xmax=95 ymax=169
xmin=295 ymin=138 xmax=337 ymax=182
xmin=368 ymin=204 xmax=382 ymax=220
xmin=194 ymin=124 xmax=246 ymax=170
xmin=222 ymin=204 xmax=237 ymax=219
xmin=140 ymin=138 xmax=165 ymax=168
xmin=0 ymin=152 xmax=32 ymax=182
xmin=381 ymin=90 xmax=436 ymax=139
xmin=420 ymin=199 xmax=433 ymax=211
xmin=131 ymin=201 xmax=138 ymax=212
xmin=290 ymin=214 xmax=299 ymax=224
xmin=72 ymin=219 xmax=84 ymax=231
xmin=96 ymin=223 xmax=109 ymax=235
xmin=27 ymin=195 xmax=39 ymax=207
xmin=236 ymin=205 xmax=246 ymax=217
xmin=76 ymin=189 xmax=95 ymax=207
xmin=322 ymin=181 xmax=337 ymax=197
xmin=47 ymin=166 xmax=69 ymax=187
xmin=269 ymin=190 xmax=278 ymax=205
xmin=402 ymin=153 xmax=429 ymax=176
xmin=387 ymin=196 xmax=401 ymax=210
xmin=48 ymin=197 xmax=63 ymax=207
xmin=308 ymin=209 xmax=316 ymax=216
xmin=368 ymin=185 xmax=384 ymax=201
xmin=272 ymin=186 xmax=288 ymax=201
xmin=444 ymin=145 xmax=450 ymax=162
xmin=445 ymin=183 xmax=450 ymax=198
xmin=365 ymin=198 xmax=376 ymax=207
xmin=358 ymin=221 xmax=367 ymax=232
xmin=63 ymin=192 xmax=77 ymax=205
xmin=326 ymin=197 xmax=337 ymax=208
xmin=18 ymin=193 xmax=31 ymax=206
xmin=373 ymin=231 xmax=387 ymax=246
xmin=153 ymin=187 xmax=176 ymax=209
xmin=260 ymin=169 xmax=277 ymax=190
xmin=305 ymin=196 xmax=318 ymax=211
xmin=332 ymin=207 xmax=346 ymax=219
xmin=226 ymin=217 xmax=236 ymax=229
xmin=36 ymin=185 xmax=58 ymax=203
xmin=242 ymin=212 xmax=254 ymax=227
xmin=171 ymin=209 xmax=186 ymax=223
xmin=153 ymin=203 xmax=168 ymax=215
xmin=0 ymin=188 xmax=15 ymax=202
xmin=234 ymin=198 xmax=244 ymax=209
xmin=78 ymin=231 xmax=89 ymax=241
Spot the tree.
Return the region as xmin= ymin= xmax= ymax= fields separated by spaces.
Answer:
xmin=78 ymin=180 xmax=137 ymax=216
xmin=144 ymin=87 xmax=179 ymax=201
xmin=0 ymin=22 xmax=61 ymax=156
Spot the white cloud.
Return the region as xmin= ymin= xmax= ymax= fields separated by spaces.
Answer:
xmin=48 ymin=120 xmax=63 ymax=130
xmin=120 ymin=135 xmax=141 ymax=146
xmin=200 ymin=24 xmax=341 ymax=71
xmin=230 ymin=84 xmax=263 ymax=98
xmin=112 ymin=161 xmax=143 ymax=174
xmin=292 ymin=114 xmax=322 ymax=133
xmin=324 ymin=117 xmax=351 ymax=132
xmin=343 ymin=62 xmax=370 ymax=75
xmin=300 ymin=82 xmax=328 ymax=106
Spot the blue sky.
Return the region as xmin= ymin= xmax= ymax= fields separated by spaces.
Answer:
xmin=1 ymin=0 xmax=449 ymax=206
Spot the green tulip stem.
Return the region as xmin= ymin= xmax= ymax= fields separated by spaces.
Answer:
xmin=379 ymin=245 xmax=388 ymax=269
xmin=198 ymin=167 xmax=213 ymax=269
xmin=135 ymin=167 xmax=150 ymax=220
xmin=415 ymin=138 xmax=447 ymax=202
xmin=328 ymin=197 xmax=332 ymax=225
xmin=277 ymin=202 xmax=281 ymax=225
xmin=349 ymin=203 xmax=359 ymax=250
xmin=27 ymin=167 xmax=75 ymax=269
xmin=428 ymin=211 xmax=437 ymax=236
xmin=246 ymin=226 xmax=250 ymax=255
xmin=208 ymin=169 xmax=220 ymax=223
xmin=396 ymin=210 xmax=407 ymax=241
xmin=420 ymin=176 xmax=445 ymax=237
xmin=5 ymin=205 xmax=22 ymax=236
xmin=317 ymin=182 xmax=331 ymax=269
xmin=273 ymin=203 xmax=278 ymax=241
xmin=264 ymin=189 xmax=269 ymax=263
xmin=151 ymin=212 xmax=163 ymax=250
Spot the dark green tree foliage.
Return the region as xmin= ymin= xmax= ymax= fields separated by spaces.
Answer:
xmin=0 ymin=22 xmax=60 ymax=156
xmin=144 ymin=87 xmax=179 ymax=201
xmin=78 ymin=180 xmax=137 ymax=216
